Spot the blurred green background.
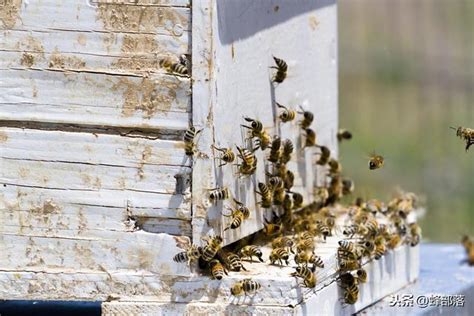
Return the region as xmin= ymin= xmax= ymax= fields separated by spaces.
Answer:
xmin=338 ymin=0 xmax=474 ymax=242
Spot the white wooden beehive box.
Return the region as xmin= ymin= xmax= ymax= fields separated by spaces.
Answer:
xmin=0 ymin=1 xmax=418 ymax=315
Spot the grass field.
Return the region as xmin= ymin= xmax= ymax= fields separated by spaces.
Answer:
xmin=338 ymin=0 xmax=474 ymax=242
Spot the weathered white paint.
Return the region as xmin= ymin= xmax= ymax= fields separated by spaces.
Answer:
xmin=191 ymin=0 xmax=338 ymax=246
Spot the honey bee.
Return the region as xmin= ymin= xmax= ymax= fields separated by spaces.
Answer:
xmin=268 ymin=175 xmax=285 ymax=191
xmin=296 ymin=239 xmax=315 ymax=253
xmin=212 ymin=145 xmax=235 ymax=167
xmin=337 ymin=129 xmax=353 ymax=142
xmin=374 ymin=242 xmax=386 ymax=260
xmin=328 ymin=159 xmax=342 ymax=175
xmin=274 ymin=162 xmax=288 ymax=179
xmin=315 ymin=145 xmax=331 ymax=165
xmin=369 ymin=153 xmax=384 ymax=170
xmin=298 ymin=106 xmax=314 ymax=129
xmin=343 ymin=283 xmax=359 ymax=304
xmin=276 ymin=103 xmax=296 ymax=122
xmin=209 ymin=259 xmax=228 ymax=280
xmin=201 ymin=235 xmax=223 ymax=262
xmin=280 ymin=139 xmax=294 ymax=164
xmin=360 ymin=240 xmax=375 ymax=256
xmin=173 ymin=244 xmax=202 ymax=265
xmin=184 ymin=126 xmax=202 ymax=156
xmin=242 ymin=117 xmax=264 ymax=137
xmin=450 ymin=126 xmax=474 ymax=151
xmin=223 ymin=206 xmax=245 ymax=231
xmin=159 ymin=58 xmax=189 ymax=75
xmin=386 ymin=233 xmax=401 ymax=250
xmin=315 ymin=220 xmax=330 ymax=240
xmin=263 ymin=221 xmax=283 ymax=236
xmin=291 ymin=266 xmax=316 ymax=288
xmin=338 ymin=240 xmax=359 ymax=257
xmin=179 ymin=54 xmax=191 ymax=73
xmin=256 ymin=182 xmax=273 ymax=208
xmin=292 ymin=192 xmax=304 ymax=209
xmin=268 ymin=136 xmax=282 ymax=163
xmin=284 ymin=170 xmax=295 ymax=191
xmin=209 ymin=187 xmax=230 ymax=202
xmin=236 ymin=146 xmax=257 ymax=176
xmin=324 ymin=217 xmax=335 ymax=235
xmin=231 ymin=279 xmax=262 ymax=296
xmin=295 ymin=251 xmax=324 ymax=269
xmin=461 ymin=235 xmax=473 ymax=254
xmin=409 ymin=223 xmax=422 ymax=247
xmin=298 ymin=231 xmax=315 ymax=241
xmin=238 ymin=245 xmax=264 ymax=262
xmin=233 ymin=198 xmax=250 ymax=219
xmin=342 ymin=178 xmax=355 ymax=195
xmin=339 ymin=272 xmax=357 ymax=288
xmin=272 ymin=236 xmax=294 ymax=253
xmin=272 ymin=56 xmax=288 ymax=83
xmin=363 ymin=219 xmax=379 ymax=238
xmin=314 ymin=187 xmax=329 ymax=205
xmin=304 ymin=128 xmax=317 ymax=148
xmin=338 ymin=258 xmax=361 ymax=272
xmin=342 ymin=225 xmax=360 ymax=238
xmin=255 ymin=131 xmax=271 ymax=151
xmin=222 ymin=251 xmax=247 ymax=271
xmin=273 ymin=188 xmax=286 ymax=206
xmin=356 ymin=269 xmax=367 ymax=283
xmin=269 ymin=248 xmax=290 ymax=265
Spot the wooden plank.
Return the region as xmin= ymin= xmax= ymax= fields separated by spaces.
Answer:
xmin=1 ymin=1 xmax=191 ymax=35
xmin=0 ymin=70 xmax=191 ymax=130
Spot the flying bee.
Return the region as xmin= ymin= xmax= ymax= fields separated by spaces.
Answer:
xmin=369 ymin=152 xmax=384 ymax=170
xmin=272 ymin=236 xmax=294 ymax=253
xmin=450 ymin=126 xmax=474 ymax=151
xmin=159 ymin=58 xmax=189 ymax=75
xmin=295 ymin=251 xmax=324 ymax=269
xmin=280 ymin=139 xmax=294 ymax=164
xmin=268 ymin=136 xmax=282 ymax=163
xmin=343 ymin=283 xmax=359 ymax=304
xmin=356 ymin=269 xmax=367 ymax=283
xmin=273 ymin=188 xmax=286 ymax=206
xmin=328 ymin=159 xmax=342 ymax=175
xmin=303 ymin=128 xmax=317 ymax=148
xmin=298 ymin=106 xmax=314 ymax=129
xmin=271 ymin=56 xmax=288 ymax=83
xmin=269 ymin=248 xmax=290 ymax=265
xmin=256 ymin=182 xmax=273 ymax=208
xmin=209 ymin=259 xmax=228 ymax=280
xmin=184 ymin=126 xmax=202 ymax=156
xmin=292 ymin=192 xmax=304 ymax=209
xmin=291 ymin=266 xmax=316 ymax=288
xmin=337 ymin=129 xmax=353 ymax=142
xmin=212 ymin=145 xmax=235 ymax=167
xmin=201 ymin=235 xmax=223 ymax=262
xmin=315 ymin=145 xmax=331 ymax=165
xmin=223 ymin=206 xmax=245 ymax=231
xmin=173 ymin=244 xmax=202 ymax=265
xmin=276 ymin=103 xmax=296 ymax=122
xmin=209 ymin=187 xmax=230 ymax=202
xmin=238 ymin=245 xmax=264 ymax=262
xmin=342 ymin=178 xmax=355 ymax=195
xmin=222 ymin=251 xmax=247 ymax=271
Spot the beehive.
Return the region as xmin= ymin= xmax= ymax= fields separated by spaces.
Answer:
xmin=0 ymin=1 xmax=418 ymax=314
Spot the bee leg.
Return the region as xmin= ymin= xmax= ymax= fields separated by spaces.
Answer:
xmin=241 ymin=265 xmax=248 ymax=271
xmin=258 ymin=256 xmax=264 ymax=263
xmin=218 ymin=162 xmax=227 ymax=167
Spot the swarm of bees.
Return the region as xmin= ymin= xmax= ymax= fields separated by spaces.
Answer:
xmin=451 ymin=126 xmax=474 ymax=152
xmin=174 ymin=54 xmax=421 ymax=305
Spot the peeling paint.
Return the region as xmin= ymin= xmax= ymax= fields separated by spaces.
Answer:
xmin=48 ymin=49 xmax=86 ymax=69
xmin=0 ymin=0 xmax=22 ymax=29
xmin=112 ymin=34 xmax=160 ymax=72
xmin=0 ymin=131 xmax=8 ymax=142
xmin=20 ymin=52 xmax=35 ymax=67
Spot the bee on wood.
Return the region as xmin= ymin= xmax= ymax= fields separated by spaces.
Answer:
xmin=236 ymin=146 xmax=257 ymax=176
xmin=386 ymin=233 xmax=401 ymax=250
xmin=173 ymin=244 xmax=202 ymax=265
xmin=272 ymin=236 xmax=295 ymax=253
xmin=315 ymin=145 xmax=331 ymax=165
xmin=363 ymin=219 xmax=379 ymax=239
xmin=256 ymin=182 xmax=273 ymax=208
xmin=297 ymin=231 xmax=315 ymax=242
xmin=342 ymin=225 xmax=360 ymax=238
xmin=314 ymin=220 xmax=330 ymax=240
xmin=276 ymin=103 xmax=296 ymax=122
xmin=233 ymin=198 xmax=250 ymax=219
xmin=179 ymin=54 xmax=191 ymax=74
xmin=269 ymin=248 xmax=290 ymax=265
xmin=303 ymin=128 xmax=317 ymax=148
xmin=222 ymin=251 xmax=247 ymax=271
xmin=298 ymin=106 xmax=314 ymax=129
xmin=343 ymin=283 xmax=359 ymax=304
xmin=342 ymin=178 xmax=355 ymax=195
xmin=242 ymin=117 xmax=264 ymax=137
xmin=356 ymin=269 xmax=367 ymax=283
xmin=360 ymin=240 xmax=375 ymax=257
xmin=292 ymin=192 xmax=304 ymax=209
xmin=271 ymin=56 xmax=288 ymax=83
xmin=338 ymin=240 xmax=361 ymax=259
xmin=254 ymin=131 xmax=271 ymax=150
xmin=209 ymin=259 xmax=228 ymax=280
xmin=291 ymin=265 xmax=316 ymax=288
xmin=201 ymin=235 xmax=223 ymax=262
xmin=184 ymin=126 xmax=202 ymax=156
xmin=223 ymin=206 xmax=245 ymax=231
xmin=339 ymin=272 xmax=357 ymax=288
xmin=337 ymin=129 xmax=353 ymax=142
xmin=338 ymin=258 xmax=361 ymax=272
xmin=296 ymin=238 xmax=315 ymax=253
xmin=238 ymin=245 xmax=264 ymax=262
xmin=273 ymin=188 xmax=285 ymax=206
xmin=231 ymin=279 xmax=261 ymax=296
xmin=369 ymin=152 xmax=384 ymax=170
xmin=374 ymin=241 xmax=386 ymax=260
xmin=314 ymin=187 xmax=329 ymax=205
xmin=268 ymin=136 xmax=282 ymax=163
xmin=212 ymin=145 xmax=235 ymax=167
xmin=280 ymin=139 xmax=294 ymax=164
xmin=295 ymin=251 xmax=324 ymax=269
xmin=159 ymin=58 xmax=189 ymax=75
xmin=450 ymin=126 xmax=474 ymax=151
xmin=268 ymin=175 xmax=285 ymax=191
xmin=263 ymin=221 xmax=283 ymax=236
xmin=284 ymin=170 xmax=295 ymax=191
xmin=209 ymin=187 xmax=230 ymax=202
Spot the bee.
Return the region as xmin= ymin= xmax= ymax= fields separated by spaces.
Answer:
xmin=231 ymin=279 xmax=261 ymax=296
xmin=223 ymin=251 xmax=247 ymax=271
xmin=374 ymin=242 xmax=386 ymax=260
xmin=387 ymin=233 xmax=402 ymax=250
xmin=450 ymin=126 xmax=474 ymax=151
xmin=212 ymin=145 xmax=235 ymax=167
xmin=292 ymin=192 xmax=304 ymax=209
xmin=363 ymin=219 xmax=379 ymax=238
xmin=339 ymin=272 xmax=357 ymax=289
xmin=276 ymin=103 xmax=296 ymax=122
xmin=343 ymin=283 xmax=359 ymax=304
xmin=274 ymin=162 xmax=288 ymax=179
xmin=184 ymin=126 xmax=202 ymax=156
xmin=304 ymin=128 xmax=317 ymax=148
xmin=315 ymin=220 xmax=330 ymax=240
xmin=263 ymin=221 xmax=283 ymax=236
xmin=256 ymin=182 xmax=273 ymax=208
xmin=238 ymin=245 xmax=264 ymax=262
xmin=314 ymin=187 xmax=329 ymax=205
xmin=369 ymin=153 xmax=384 ymax=170
xmin=273 ymin=188 xmax=285 ymax=205
xmin=409 ymin=223 xmax=422 ymax=247
xmin=201 ymin=235 xmax=223 ymax=262
xmin=337 ymin=129 xmax=353 ymax=142
xmin=209 ymin=187 xmax=230 ymax=202
xmin=298 ymin=106 xmax=314 ymax=129
xmin=179 ymin=53 xmax=191 ymax=72
xmin=284 ymin=170 xmax=295 ymax=191
xmin=316 ymin=145 xmax=331 ymax=165
xmin=298 ymin=231 xmax=315 ymax=241
xmin=280 ymin=139 xmax=294 ymax=164
xmin=254 ymin=131 xmax=271 ymax=150
xmin=159 ymin=58 xmax=189 ymax=75
xmin=272 ymin=236 xmax=294 ymax=253
xmin=338 ymin=258 xmax=361 ymax=272
xmin=461 ymin=235 xmax=473 ymax=254
xmin=343 ymin=225 xmax=360 ymax=238
xmin=342 ymin=178 xmax=355 ymax=195
xmin=209 ymin=259 xmax=228 ymax=280
xmin=296 ymin=239 xmax=315 ymax=253
xmin=291 ymin=266 xmax=316 ymax=288
xmin=328 ymin=159 xmax=342 ymax=175
xmin=223 ymin=206 xmax=245 ymax=231
xmin=295 ymin=251 xmax=324 ymax=269
xmin=236 ymin=146 xmax=257 ymax=176
xmin=173 ymin=244 xmax=202 ymax=265
xmin=360 ymin=240 xmax=375 ymax=256
xmin=233 ymin=198 xmax=250 ymax=219
xmin=324 ymin=217 xmax=335 ymax=236
xmin=338 ymin=240 xmax=359 ymax=256
xmin=268 ymin=175 xmax=285 ymax=191
xmin=356 ymin=269 xmax=367 ymax=283
xmin=272 ymin=56 xmax=288 ymax=83
xmin=268 ymin=136 xmax=282 ymax=163
xmin=269 ymin=248 xmax=290 ymax=265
